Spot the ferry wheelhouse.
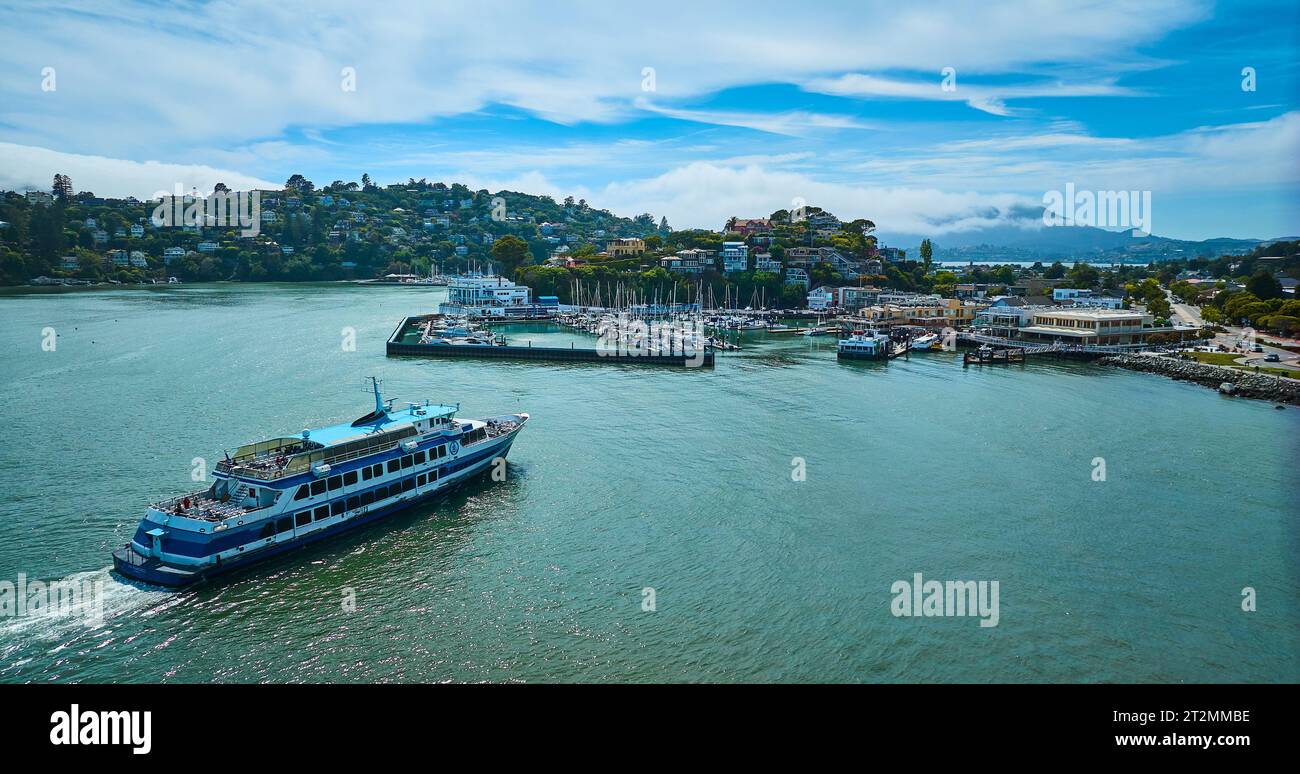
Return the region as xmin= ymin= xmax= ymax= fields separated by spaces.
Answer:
xmin=113 ymin=380 xmax=528 ymax=587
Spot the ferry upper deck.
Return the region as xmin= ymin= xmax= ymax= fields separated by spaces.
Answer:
xmin=214 ymin=400 xmax=461 ymax=484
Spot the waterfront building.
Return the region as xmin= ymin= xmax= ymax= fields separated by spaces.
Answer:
xmin=439 ymin=275 xmax=555 ymax=318
xmin=981 ymin=307 xmax=1172 ymax=346
xmin=197 ymin=241 xmax=218 ymax=253
xmin=130 ymin=250 xmax=148 ymax=268
xmin=785 ymin=268 xmax=810 ymax=288
xmin=1019 ymin=308 xmax=1154 ymax=345
xmin=808 ymin=285 xmax=836 ymax=310
xmin=163 ymin=247 xmax=186 ymax=265
xmin=835 ymin=286 xmax=883 ymax=309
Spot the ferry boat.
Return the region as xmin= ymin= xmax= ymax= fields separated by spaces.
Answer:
xmin=112 ymin=379 xmax=528 ymax=587
xmin=837 ymin=332 xmax=908 ymax=360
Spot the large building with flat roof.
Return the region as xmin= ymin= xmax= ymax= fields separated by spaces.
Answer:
xmin=1017 ymin=307 xmax=1157 ymax=346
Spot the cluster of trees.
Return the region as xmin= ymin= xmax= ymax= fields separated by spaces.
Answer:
xmin=0 ymin=174 xmax=668 ymax=285
xmin=1198 ymin=284 xmax=1300 ymax=333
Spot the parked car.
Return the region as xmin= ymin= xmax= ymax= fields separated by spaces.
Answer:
xmin=1264 ymin=353 xmax=1280 ymax=362
xmin=1253 ymin=344 xmax=1264 ymax=352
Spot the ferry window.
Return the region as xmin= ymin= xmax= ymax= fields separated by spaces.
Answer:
xmin=331 ymin=500 xmax=345 ymax=516
xmin=328 ymin=476 xmax=342 ymax=491
xmin=401 ymin=455 xmax=413 ymax=469
xmin=387 ymin=459 xmax=400 ymax=474
xmin=362 ymin=467 xmax=372 ymax=481
xmin=417 ymin=474 xmax=426 ymax=486
xmin=277 ymin=518 xmax=292 ymax=534
xmin=347 ymin=496 xmax=359 ymax=510
xmin=414 ymin=451 xmax=426 ymax=464
xmin=372 ymin=464 xmax=382 ymax=478
xmin=432 ymin=469 xmax=439 ymax=481
xmin=259 ymin=522 xmax=276 ymax=539
xmin=344 ymin=471 xmax=357 ymax=486
xmin=360 ymin=491 xmax=374 ymax=506
xmin=294 ymin=485 xmax=310 ymax=501
xmin=296 ymin=511 xmax=311 ymax=527
xmin=314 ymin=505 xmax=329 ymax=521
xmin=402 ymin=478 xmax=414 ymax=492
xmin=377 ymin=485 xmax=390 ymax=499
xmin=310 ymin=480 xmax=326 ymax=496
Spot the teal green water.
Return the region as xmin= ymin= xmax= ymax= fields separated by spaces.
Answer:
xmin=0 ymin=283 xmax=1296 ymax=683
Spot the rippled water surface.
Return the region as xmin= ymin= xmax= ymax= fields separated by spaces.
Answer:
xmin=0 ymin=283 xmax=1296 ymax=682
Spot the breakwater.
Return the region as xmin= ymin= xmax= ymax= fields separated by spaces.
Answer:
xmin=386 ymin=315 xmax=714 ymax=367
xmin=1099 ymin=354 xmax=1300 ymax=405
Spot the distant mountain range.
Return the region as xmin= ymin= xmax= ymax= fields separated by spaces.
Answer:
xmin=878 ymin=224 xmax=1296 ymax=263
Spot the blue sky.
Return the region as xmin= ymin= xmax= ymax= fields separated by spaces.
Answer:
xmin=0 ymin=0 xmax=1297 ymax=242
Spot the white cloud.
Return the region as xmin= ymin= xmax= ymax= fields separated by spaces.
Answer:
xmin=0 ymin=143 xmax=279 ymax=198
xmin=803 ymin=73 xmax=1138 ymax=116
xmin=0 ymin=0 xmax=1208 ymax=155
xmin=596 ymin=162 xmax=1037 ymax=236
xmin=634 ymin=99 xmax=875 ymax=136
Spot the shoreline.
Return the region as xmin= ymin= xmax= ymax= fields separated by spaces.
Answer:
xmin=1099 ymin=354 xmax=1300 ymax=406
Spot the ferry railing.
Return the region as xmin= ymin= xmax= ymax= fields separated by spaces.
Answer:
xmin=154 ymin=489 xmax=261 ymax=522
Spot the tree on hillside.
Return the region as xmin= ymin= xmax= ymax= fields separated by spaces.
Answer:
xmin=1044 ymin=261 xmax=1066 ymax=279
xmin=491 ymin=234 xmax=531 ymax=276
xmin=285 ymin=174 xmax=315 ymax=193
xmin=919 ymin=239 xmax=933 ymax=274
xmin=52 ymin=173 xmax=73 ymax=200
xmin=1246 ymin=269 xmax=1283 ymax=299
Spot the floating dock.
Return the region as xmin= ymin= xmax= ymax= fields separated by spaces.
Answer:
xmin=387 ymin=315 xmax=714 ymax=367
xmin=964 ymin=346 xmax=1026 ymax=365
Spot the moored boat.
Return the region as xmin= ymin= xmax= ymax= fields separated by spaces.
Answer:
xmin=837 ymin=332 xmax=894 ymax=360
xmin=909 ymin=332 xmax=941 ymax=350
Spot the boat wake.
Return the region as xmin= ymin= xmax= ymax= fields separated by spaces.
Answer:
xmin=0 ymin=566 xmax=175 ymax=645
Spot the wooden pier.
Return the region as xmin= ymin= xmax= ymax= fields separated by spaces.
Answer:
xmin=386 ymin=316 xmax=714 ymax=367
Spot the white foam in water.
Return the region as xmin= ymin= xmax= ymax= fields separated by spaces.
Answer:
xmin=0 ymin=566 xmax=174 ymax=643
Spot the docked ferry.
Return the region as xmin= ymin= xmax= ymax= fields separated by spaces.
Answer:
xmin=837 ymin=331 xmax=908 ymax=360
xmin=112 ymin=380 xmax=527 ymax=587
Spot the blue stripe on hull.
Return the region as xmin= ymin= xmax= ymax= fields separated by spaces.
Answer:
xmin=113 ymin=440 xmax=515 ymax=587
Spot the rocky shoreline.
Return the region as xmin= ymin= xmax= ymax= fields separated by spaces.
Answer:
xmin=1098 ymin=354 xmax=1300 ymax=406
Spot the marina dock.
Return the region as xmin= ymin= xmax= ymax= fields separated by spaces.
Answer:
xmin=386 ymin=315 xmax=714 ymax=367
